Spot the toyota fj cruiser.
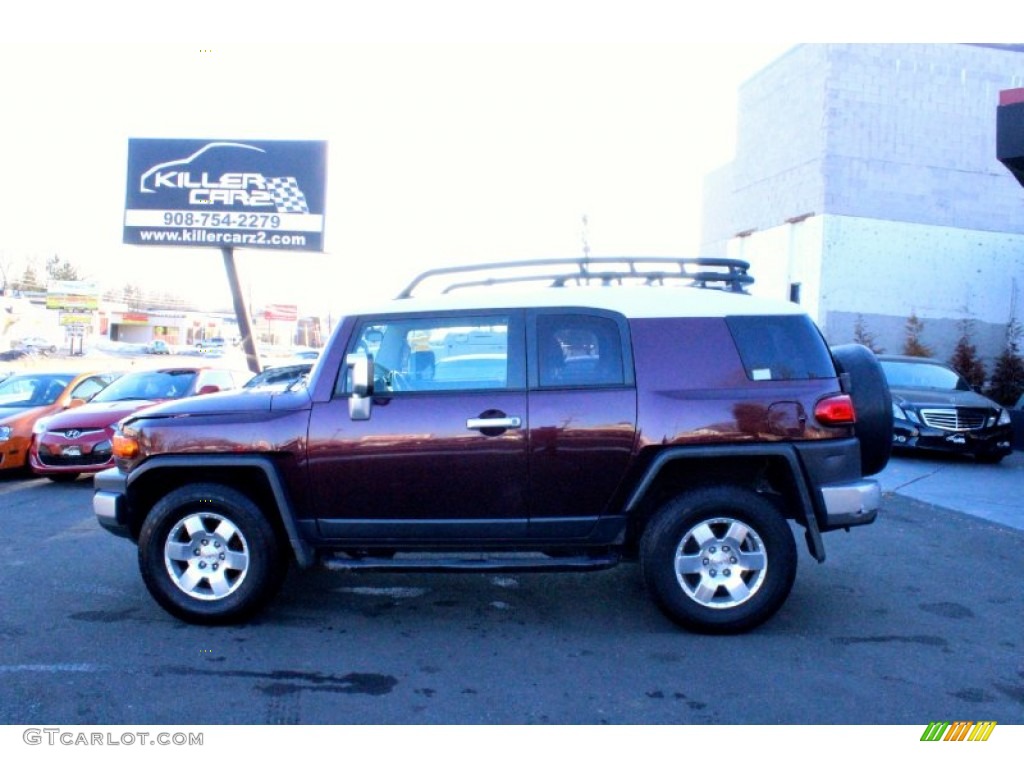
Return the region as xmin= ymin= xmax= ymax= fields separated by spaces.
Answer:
xmin=94 ymin=257 xmax=892 ymax=634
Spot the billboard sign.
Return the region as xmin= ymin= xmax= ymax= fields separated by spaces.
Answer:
xmin=263 ymin=303 xmax=299 ymax=321
xmin=124 ymin=139 xmax=327 ymax=251
xmin=47 ymin=280 xmax=100 ymax=311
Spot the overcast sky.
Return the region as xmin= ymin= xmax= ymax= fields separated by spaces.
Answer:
xmin=0 ymin=3 xmax=1003 ymax=316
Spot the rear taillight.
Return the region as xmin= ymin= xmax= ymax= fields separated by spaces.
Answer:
xmin=815 ymin=394 xmax=856 ymax=426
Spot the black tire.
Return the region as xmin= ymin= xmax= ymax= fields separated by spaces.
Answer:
xmin=831 ymin=344 xmax=894 ymax=476
xmin=975 ymin=451 xmax=1005 ymax=464
xmin=47 ymin=473 xmax=80 ymax=483
xmin=138 ymin=483 xmax=287 ymax=625
xmin=640 ymin=485 xmax=796 ymax=634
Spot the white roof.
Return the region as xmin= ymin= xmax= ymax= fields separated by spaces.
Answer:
xmin=347 ymin=284 xmax=805 ymax=320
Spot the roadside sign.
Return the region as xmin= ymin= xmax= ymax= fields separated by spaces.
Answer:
xmin=263 ymin=303 xmax=299 ymax=321
xmin=124 ymin=138 xmax=327 ymax=251
xmin=59 ymin=312 xmax=93 ymax=327
xmin=47 ymin=280 xmax=100 ymax=311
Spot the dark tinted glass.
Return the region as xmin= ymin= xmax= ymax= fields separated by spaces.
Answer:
xmin=880 ymin=360 xmax=969 ymax=391
xmin=537 ymin=314 xmax=625 ymax=388
xmin=726 ymin=315 xmax=834 ymax=381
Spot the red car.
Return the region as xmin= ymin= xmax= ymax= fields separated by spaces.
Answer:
xmin=30 ymin=366 xmax=249 ymax=482
xmin=0 ymin=370 xmax=120 ymax=473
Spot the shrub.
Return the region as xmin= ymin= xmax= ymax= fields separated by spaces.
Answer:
xmin=949 ymin=318 xmax=986 ymax=390
xmin=986 ymin=317 xmax=1024 ymax=407
xmin=901 ymin=311 xmax=934 ymax=358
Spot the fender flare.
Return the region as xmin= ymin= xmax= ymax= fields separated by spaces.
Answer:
xmin=126 ymin=455 xmax=315 ymax=568
xmin=623 ymin=444 xmax=826 ymax=562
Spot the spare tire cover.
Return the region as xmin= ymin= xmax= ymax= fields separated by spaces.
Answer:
xmin=831 ymin=344 xmax=894 ymax=476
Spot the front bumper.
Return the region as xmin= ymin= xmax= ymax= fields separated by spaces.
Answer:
xmin=0 ymin=437 xmax=29 ymax=471
xmin=893 ymin=421 xmax=1013 ymax=458
xmin=93 ymin=467 xmax=132 ymax=539
xmin=31 ymin=436 xmax=115 ymax=476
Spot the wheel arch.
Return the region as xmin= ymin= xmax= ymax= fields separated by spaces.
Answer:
xmin=124 ymin=456 xmax=315 ymax=567
xmin=623 ymin=445 xmax=825 ymax=562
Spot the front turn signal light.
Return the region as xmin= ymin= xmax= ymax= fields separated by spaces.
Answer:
xmin=815 ymin=394 xmax=857 ymax=426
xmin=112 ymin=433 xmax=140 ymax=459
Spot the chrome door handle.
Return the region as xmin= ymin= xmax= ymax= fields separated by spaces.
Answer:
xmin=466 ymin=416 xmax=522 ymax=431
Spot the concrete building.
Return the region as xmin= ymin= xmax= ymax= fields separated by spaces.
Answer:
xmin=701 ymin=43 xmax=1024 ymax=366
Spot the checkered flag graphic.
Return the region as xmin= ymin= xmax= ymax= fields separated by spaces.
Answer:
xmin=265 ymin=176 xmax=310 ymax=214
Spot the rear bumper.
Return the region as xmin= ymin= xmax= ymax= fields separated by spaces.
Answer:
xmin=819 ymin=479 xmax=881 ymax=529
xmin=793 ymin=437 xmax=882 ymax=531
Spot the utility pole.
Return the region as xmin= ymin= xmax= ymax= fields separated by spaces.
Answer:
xmin=581 ymin=214 xmax=591 ymax=260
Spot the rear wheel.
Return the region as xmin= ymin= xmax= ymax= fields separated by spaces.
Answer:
xmin=640 ymin=485 xmax=796 ymax=634
xmin=138 ymin=483 xmax=287 ymax=625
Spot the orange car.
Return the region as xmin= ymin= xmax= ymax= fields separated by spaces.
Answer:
xmin=0 ymin=370 xmax=120 ymax=472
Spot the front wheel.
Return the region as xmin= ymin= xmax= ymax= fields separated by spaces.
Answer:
xmin=640 ymin=485 xmax=797 ymax=634
xmin=138 ymin=483 xmax=287 ymax=625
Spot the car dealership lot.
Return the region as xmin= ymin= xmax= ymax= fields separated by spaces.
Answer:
xmin=0 ymin=455 xmax=1021 ymax=726
xmin=875 ymin=449 xmax=1024 ymax=530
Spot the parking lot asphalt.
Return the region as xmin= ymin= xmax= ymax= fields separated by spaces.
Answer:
xmin=875 ymin=449 xmax=1024 ymax=531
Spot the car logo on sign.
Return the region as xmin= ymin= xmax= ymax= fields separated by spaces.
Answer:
xmin=64 ymin=429 xmax=81 ymax=439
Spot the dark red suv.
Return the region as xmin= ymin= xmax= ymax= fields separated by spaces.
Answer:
xmin=93 ymin=258 xmax=891 ymax=633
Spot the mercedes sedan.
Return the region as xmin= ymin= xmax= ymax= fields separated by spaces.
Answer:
xmin=879 ymin=355 xmax=1013 ymax=463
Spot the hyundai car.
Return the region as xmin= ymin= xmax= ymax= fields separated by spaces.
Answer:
xmin=30 ymin=366 xmax=249 ymax=482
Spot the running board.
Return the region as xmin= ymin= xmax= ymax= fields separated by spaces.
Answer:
xmin=320 ymin=552 xmax=620 ymax=573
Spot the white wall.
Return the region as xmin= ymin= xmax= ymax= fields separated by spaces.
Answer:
xmin=727 ymin=215 xmax=825 ymax=321
xmin=726 ymin=213 xmax=1024 ymax=364
xmin=820 ymin=216 xmax=1024 ymax=324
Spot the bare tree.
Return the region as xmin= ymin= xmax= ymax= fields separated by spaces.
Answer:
xmin=853 ymin=314 xmax=884 ymax=354
xmin=46 ymin=254 xmax=81 ymax=282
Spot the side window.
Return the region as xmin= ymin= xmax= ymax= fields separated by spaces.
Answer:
xmin=342 ymin=315 xmax=516 ymax=394
xmin=537 ymin=314 xmax=625 ymax=388
xmin=69 ymin=376 xmax=109 ymax=402
xmin=726 ymin=315 xmax=835 ymax=381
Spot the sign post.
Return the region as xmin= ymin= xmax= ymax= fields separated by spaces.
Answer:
xmin=221 ymin=247 xmax=261 ymax=373
xmin=48 ymin=280 xmax=100 ymax=356
xmin=123 ymin=138 xmax=327 ymax=373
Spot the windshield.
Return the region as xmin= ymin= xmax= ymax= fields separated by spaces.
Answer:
xmin=0 ymin=374 xmax=72 ymax=407
xmin=244 ymin=365 xmax=311 ymax=389
xmin=880 ymin=360 xmax=970 ymax=391
xmin=92 ymin=370 xmax=198 ymax=402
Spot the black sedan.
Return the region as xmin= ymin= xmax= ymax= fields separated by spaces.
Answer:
xmin=878 ymin=355 xmax=1013 ymax=463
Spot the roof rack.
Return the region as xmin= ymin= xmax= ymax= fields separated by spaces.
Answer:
xmin=396 ymin=257 xmax=754 ymax=299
